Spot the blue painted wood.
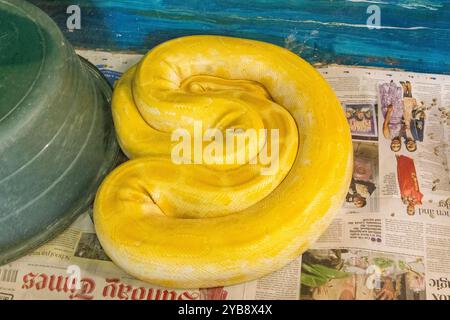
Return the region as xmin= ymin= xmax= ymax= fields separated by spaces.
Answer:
xmin=29 ymin=0 xmax=450 ymax=74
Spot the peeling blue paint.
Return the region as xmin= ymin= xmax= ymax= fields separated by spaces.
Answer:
xmin=30 ymin=0 xmax=450 ymax=74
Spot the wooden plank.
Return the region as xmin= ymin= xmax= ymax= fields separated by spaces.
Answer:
xmin=29 ymin=0 xmax=450 ymax=74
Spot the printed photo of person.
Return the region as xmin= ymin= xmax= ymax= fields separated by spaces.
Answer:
xmin=344 ymin=104 xmax=378 ymax=140
xmin=396 ymin=155 xmax=423 ymax=216
xmin=379 ymin=81 xmax=426 ymax=152
xmin=300 ymin=249 xmax=426 ymax=300
xmin=344 ymin=142 xmax=379 ymax=212
xmin=379 ymin=81 xmax=404 ymax=152
xmin=379 ymin=81 xmax=426 ymax=153
xmin=411 ymin=106 xmax=425 ymax=142
xmin=400 ymin=80 xmax=420 ymax=152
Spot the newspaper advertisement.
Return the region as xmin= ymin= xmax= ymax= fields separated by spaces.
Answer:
xmin=0 ymin=50 xmax=448 ymax=300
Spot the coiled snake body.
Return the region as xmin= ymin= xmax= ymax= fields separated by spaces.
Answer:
xmin=94 ymin=36 xmax=352 ymax=288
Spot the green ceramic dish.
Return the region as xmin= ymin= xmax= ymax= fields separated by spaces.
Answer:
xmin=0 ymin=0 xmax=120 ymax=264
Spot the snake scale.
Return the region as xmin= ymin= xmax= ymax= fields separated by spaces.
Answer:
xmin=94 ymin=35 xmax=353 ymax=288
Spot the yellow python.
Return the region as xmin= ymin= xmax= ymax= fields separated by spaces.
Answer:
xmin=94 ymin=35 xmax=352 ymax=288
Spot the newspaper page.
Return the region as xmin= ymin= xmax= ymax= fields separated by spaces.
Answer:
xmin=0 ymin=50 xmax=448 ymax=300
xmin=302 ymin=66 xmax=450 ymax=301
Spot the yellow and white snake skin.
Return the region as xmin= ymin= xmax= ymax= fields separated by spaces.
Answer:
xmin=94 ymin=36 xmax=353 ymax=288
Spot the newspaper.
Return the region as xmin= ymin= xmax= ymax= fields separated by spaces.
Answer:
xmin=0 ymin=50 xmax=449 ymax=300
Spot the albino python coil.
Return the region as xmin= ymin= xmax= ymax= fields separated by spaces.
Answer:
xmin=94 ymin=35 xmax=353 ymax=288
